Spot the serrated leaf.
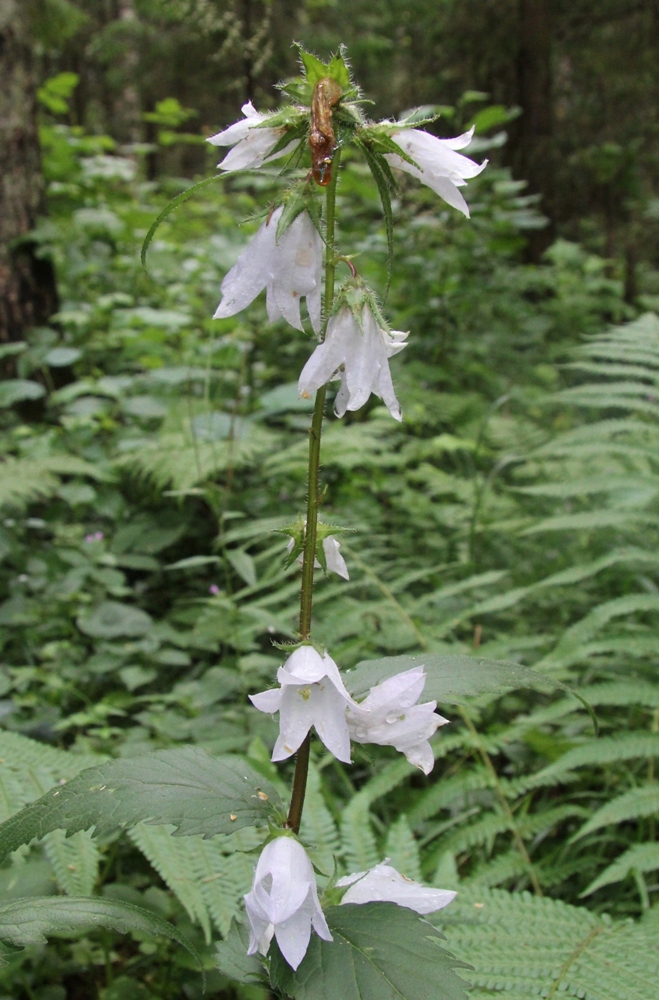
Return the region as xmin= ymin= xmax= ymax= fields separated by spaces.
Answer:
xmin=216 ymin=919 xmax=265 ymax=985
xmin=347 ymin=653 xmax=559 ymax=705
xmin=0 ymin=896 xmax=199 ymax=968
xmin=270 ymin=903 xmax=470 ymax=1000
xmin=0 ymin=748 xmax=280 ymax=861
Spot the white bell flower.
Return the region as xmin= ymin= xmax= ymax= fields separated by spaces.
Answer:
xmin=250 ymin=646 xmax=357 ymax=763
xmin=214 ymin=206 xmax=322 ymax=332
xmin=207 ymin=101 xmax=298 ymax=172
xmin=346 ymin=666 xmax=449 ymax=775
xmin=337 ymin=860 xmax=456 ymax=914
xmin=385 ymin=127 xmax=487 ymax=217
xmin=298 ymin=305 xmax=408 ymax=421
xmin=245 ymin=836 xmax=332 ymax=970
xmin=286 ymin=534 xmax=349 ymax=580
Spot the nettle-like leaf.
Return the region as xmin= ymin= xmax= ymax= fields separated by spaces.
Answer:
xmin=269 ymin=903 xmax=470 ymax=1000
xmin=0 ymin=896 xmax=199 ymax=969
xmin=0 ymin=748 xmax=280 ymax=861
xmin=345 ymin=653 xmax=589 ymax=711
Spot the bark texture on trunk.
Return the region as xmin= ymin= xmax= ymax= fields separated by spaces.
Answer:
xmin=0 ymin=0 xmax=58 ymax=342
xmin=514 ymin=0 xmax=555 ymax=261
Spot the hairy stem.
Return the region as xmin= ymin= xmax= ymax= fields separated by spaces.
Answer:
xmin=287 ymin=150 xmax=341 ymax=835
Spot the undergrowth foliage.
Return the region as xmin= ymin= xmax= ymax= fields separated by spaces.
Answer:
xmin=0 ymin=46 xmax=656 ymax=1000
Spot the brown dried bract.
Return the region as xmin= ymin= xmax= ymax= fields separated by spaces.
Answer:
xmin=309 ymin=77 xmax=342 ymax=186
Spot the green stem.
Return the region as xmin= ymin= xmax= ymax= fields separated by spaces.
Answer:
xmin=287 ymin=152 xmax=341 ymax=835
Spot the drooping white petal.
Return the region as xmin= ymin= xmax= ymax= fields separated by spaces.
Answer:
xmin=323 ymin=536 xmax=349 ymax=579
xmin=385 ymin=127 xmax=487 ymax=217
xmin=346 ymin=667 xmax=449 ymax=775
xmin=298 ymin=305 xmax=406 ymax=421
xmin=207 ymin=102 xmax=297 ymax=172
xmin=244 ymin=838 xmax=332 ymax=970
xmin=214 ymin=207 xmax=322 ymax=332
xmin=337 ymin=861 xmax=456 ymax=914
xmin=287 ymin=532 xmax=349 ymax=578
xmin=250 ymin=646 xmax=356 ymax=763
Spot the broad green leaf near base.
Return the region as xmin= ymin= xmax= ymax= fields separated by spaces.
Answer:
xmin=0 ymin=896 xmax=199 ymax=968
xmin=0 ymin=747 xmax=280 ymax=861
xmin=269 ymin=902 xmax=470 ymax=1000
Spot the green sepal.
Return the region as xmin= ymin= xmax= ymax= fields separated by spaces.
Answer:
xmin=276 ymin=180 xmax=323 ymax=241
xmin=355 ymin=140 xmax=397 ymax=291
xmin=294 ymin=43 xmax=352 ymax=90
xmin=358 ymin=125 xmax=421 ymax=169
xmin=296 ymin=45 xmax=331 ymax=87
xmin=332 ymin=276 xmax=391 ymax=334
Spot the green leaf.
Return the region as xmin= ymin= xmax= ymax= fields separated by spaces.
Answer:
xmin=0 ymin=895 xmax=199 ymax=968
xmin=0 ymin=380 xmax=46 ymax=407
xmin=216 ymin=919 xmax=265 ymax=985
xmin=141 ymin=174 xmax=224 ymax=272
xmin=0 ymin=748 xmax=280 ymax=861
xmin=76 ymin=601 xmax=153 ymax=639
xmin=44 ymin=347 xmax=82 ymax=367
xmin=347 ymin=653 xmax=562 ymax=704
xmin=269 ymin=903 xmax=470 ymax=1000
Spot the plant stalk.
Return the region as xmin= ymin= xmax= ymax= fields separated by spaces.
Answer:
xmin=287 ymin=150 xmax=341 ymax=835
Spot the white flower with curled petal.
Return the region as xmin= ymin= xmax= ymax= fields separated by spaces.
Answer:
xmin=298 ymin=305 xmax=408 ymax=421
xmin=249 ymin=646 xmax=357 ymax=763
xmin=385 ymin=127 xmax=487 ymax=217
xmin=207 ymin=101 xmax=298 ymax=172
xmin=214 ymin=207 xmax=322 ymax=333
xmin=337 ymin=860 xmax=456 ymax=914
xmin=286 ymin=534 xmax=349 ymax=580
xmin=244 ymin=837 xmax=332 ymax=970
xmin=346 ymin=666 xmax=449 ymax=775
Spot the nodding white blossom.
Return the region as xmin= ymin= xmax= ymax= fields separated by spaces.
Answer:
xmin=250 ymin=646 xmax=357 ymax=763
xmin=346 ymin=666 xmax=449 ymax=775
xmin=385 ymin=127 xmax=487 ymax=217
xmin=287 ymin=534 xmax=349 ymax=580
xmin=298 ymin=305 xmax=408 ymax=421
xmin=337 ymin=861 xmax=456 ymax=914
xmin=207 ymin=101 xmax=298 ymax=172
xmin=245 ymin=837 xmax=332 ymax=970
xmin=214 ymin=207 xmax=322 ymax=333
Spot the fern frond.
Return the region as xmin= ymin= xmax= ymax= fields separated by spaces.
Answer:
xmin=572 ymin=786 xmax=659 ymax=841
xmin=383 ymin=815 xmax=421 ymax=881
xmin=339 ymin=793 xmax=379 ymax=873
xmin=581 ymin=842 xmax=659 ymax=896
xmin=0 ymin=456 xmax=105 ymax=510
xmin=43 ymin=830 xmax=99 ymax=897
xmin=438 ymin=886 xmax=659 ymax=999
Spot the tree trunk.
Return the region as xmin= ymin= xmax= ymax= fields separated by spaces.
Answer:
xmin=0 ymin=0 xmax=58 ymax=343
xmin=115 ymin=0 xmax=142 ymax=144
xmin=513 ymin=0 xmax=555 ymax=261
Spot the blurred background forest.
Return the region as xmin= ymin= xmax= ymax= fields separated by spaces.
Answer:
xmin=1 ymin=1 xmax=659 ymax=998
